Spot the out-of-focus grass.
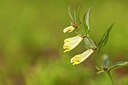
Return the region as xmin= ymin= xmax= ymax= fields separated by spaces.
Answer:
xmin=0 ymin=0 xmax=128 ymax=85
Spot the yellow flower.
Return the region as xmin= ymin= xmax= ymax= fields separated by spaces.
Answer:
xmin=71 ymin=49 xmax=94 ymax=65
xmin=63 ymin=26 xmax=75 ymax=33
xmin=63 ymin=36 xmax=83 ymax=53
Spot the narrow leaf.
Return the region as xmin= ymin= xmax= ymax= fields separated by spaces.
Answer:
xmin=74 ymin=9 xmax=77 ymax=21
xmin=109 ymin=61 xmax=128 ymax=71
xmin=83 ymin=12 xmax=88 ymax=34
xmin=98 ymin=24 xmax=115 ymax=49
xmin=82 ymin=8 xmax=92 ymax=35
xmin=76 ymin=7 xmax=81 ymax=25
xmin=68 ymin=7 xmax=74 ymax=22
xmin=86 ymin=8 xmax=91 ymax=30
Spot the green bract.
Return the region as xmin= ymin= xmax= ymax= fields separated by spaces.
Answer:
xmin=84 ymin=36 xmax=97 ymax=50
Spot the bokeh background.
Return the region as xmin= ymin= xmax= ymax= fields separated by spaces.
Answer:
xmin=0 ymin=0 xmax=128 ymax=85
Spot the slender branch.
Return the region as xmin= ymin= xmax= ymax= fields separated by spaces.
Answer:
xmin=107 ymin=71 xmax=114 ymax=85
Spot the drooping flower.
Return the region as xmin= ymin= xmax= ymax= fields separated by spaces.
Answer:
xmin=63 ymin=36 xmax=83 ymax=53
xmin=71 ymin=49 xmax=94 ymax=65
xmin=63 ymin=26 xmax=75 ymax=33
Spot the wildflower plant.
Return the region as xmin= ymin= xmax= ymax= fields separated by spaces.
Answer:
xmin=63 ymin=7 xmax=114 ymax=65
xmin=63 ymin=7 xmax=128 ymax=85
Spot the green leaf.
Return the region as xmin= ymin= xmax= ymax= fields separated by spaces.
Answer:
xmin=109 ymin=61 xmax=128 ymax=71
xmin=74 ymin=9 xmax=76 ymax=21
xmin=86 ymin=8 xmax=91 ymax=30
xmin=83 ymin=12 xmax=88 ymax=34
xmin=68 ymin=7 xmax=74 ymax=22
xmin=73 ymin=8 xmax=81 ymax=25
xmin=98 ymin=24 xmax=115 ymax=49
xmin=76 ymin=7 xmax=81 ymax=25
xmin=82 ymin=8 xmax=92 ymax=35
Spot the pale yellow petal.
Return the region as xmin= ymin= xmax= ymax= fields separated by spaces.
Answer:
xmin=63 ymin=26 xmax=75 ymax=33
xmin=64 ymin=36 xmax=79 ymax=42
xmin=71 ymin=49 xmax=94 ymax=65
xmin=63 ymin=36 xmax=83 ymax=52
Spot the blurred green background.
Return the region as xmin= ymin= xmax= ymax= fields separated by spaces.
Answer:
xmin=0 ymin=0 xmax=128 ymax=85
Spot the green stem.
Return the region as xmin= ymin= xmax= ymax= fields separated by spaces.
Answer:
xmin=107 ymin=71 xmax=114 ymax=85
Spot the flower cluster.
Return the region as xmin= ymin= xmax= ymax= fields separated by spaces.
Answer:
xmin=63 ymin=8 xmax=114 ymax=65
xmin=63 ymin=8 xmax=97 ymax=65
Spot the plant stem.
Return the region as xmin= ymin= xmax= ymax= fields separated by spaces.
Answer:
xmin=107 ymin=71 xmax=114 ymax=85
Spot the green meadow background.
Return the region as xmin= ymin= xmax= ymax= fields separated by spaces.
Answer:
xmin=0 ymin=0 xmax=128 ymax=85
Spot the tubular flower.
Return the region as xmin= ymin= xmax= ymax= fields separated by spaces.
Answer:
xmin=71 ymin=49 xmax=94 ymax=65
xmin=63 ymin=36 xmax=83 ymax=53
xmin=63 ymin=26 xmax=75 ymax=33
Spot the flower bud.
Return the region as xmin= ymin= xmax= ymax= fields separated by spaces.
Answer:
xmin=63 ymin=26 xmax=75 ymax=33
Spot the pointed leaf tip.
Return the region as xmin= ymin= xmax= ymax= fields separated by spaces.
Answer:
xmin=82 ymin=8 xmax=92 ymax=35
xmin=98 ymin=23 xmax=115 ymax=49
xmin=86 ymin=8 xmax=92 ymax=30
xmin=68 ymin=7 xmax=74 ymax=22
